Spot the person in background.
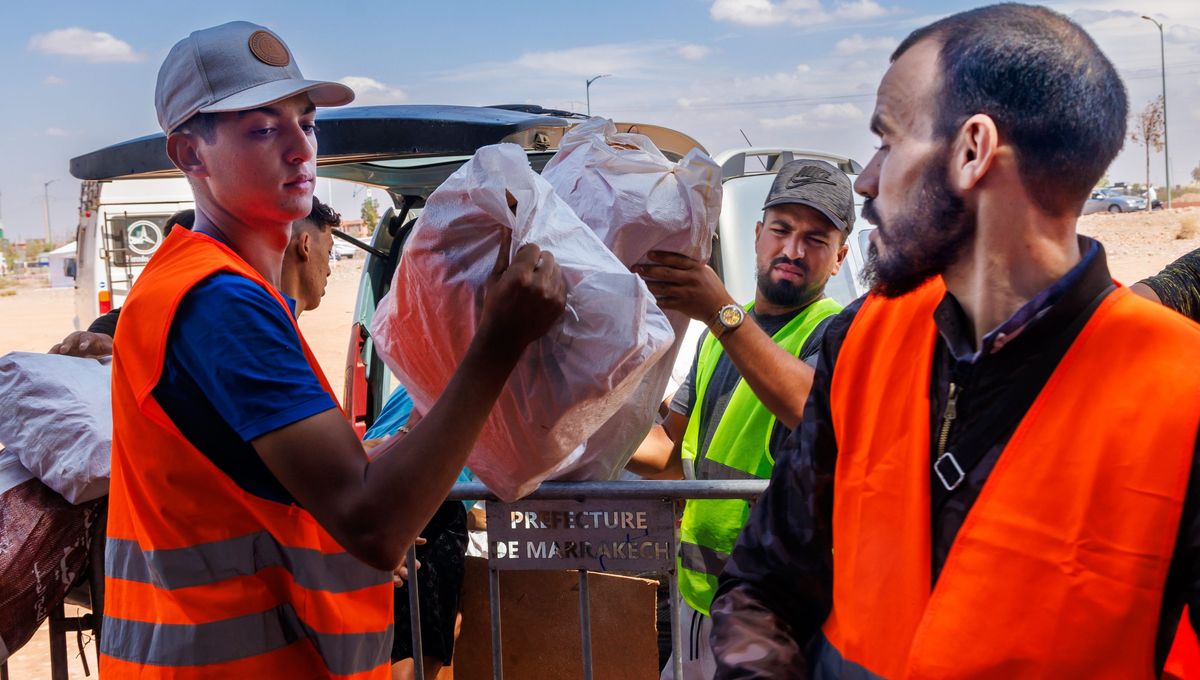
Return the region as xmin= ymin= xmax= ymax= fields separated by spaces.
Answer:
xmin=628 ymin=159 xmax=852 ymax=679
xmin=282 ymin=196 xmax=338 ymax=316
xmin=710 ymin=5 xmax=1200 ymax=677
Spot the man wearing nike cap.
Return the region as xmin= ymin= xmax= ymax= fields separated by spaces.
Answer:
xmin=101 ymin=22 xmax=566 ymax=678
xmin=628 ymin=159 xmax=852 ymax=679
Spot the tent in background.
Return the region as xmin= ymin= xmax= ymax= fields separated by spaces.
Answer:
xmin=44 ymin=242 xmax=76 ymax=289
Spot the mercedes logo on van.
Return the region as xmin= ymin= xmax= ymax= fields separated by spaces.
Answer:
xmin=127 ymin=220 xmax=164 ymax=256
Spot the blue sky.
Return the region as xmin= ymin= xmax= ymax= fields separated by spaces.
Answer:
xmin=1 ymin=0 xmax=1198 ymax=242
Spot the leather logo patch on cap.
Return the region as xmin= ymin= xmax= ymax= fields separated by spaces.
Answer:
xmin=248 ymin=30 xmax=289 ymax=67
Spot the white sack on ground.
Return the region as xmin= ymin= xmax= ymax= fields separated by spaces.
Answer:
xmin=0 ymin=352 xmax=112 ymax=504
xmin=541 ymin=119 xmax=722 ymax=481
xmin=370 ymin=143 xmax=673 ymax=501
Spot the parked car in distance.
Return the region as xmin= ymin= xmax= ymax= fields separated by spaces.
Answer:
xmin=1082 ymin=188 xmax=1146 ymax=215
xmin=331 ymin=238 xmax=358 ymax=261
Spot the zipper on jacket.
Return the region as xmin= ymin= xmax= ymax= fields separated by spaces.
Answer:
xmin=936 ymin=382 xmax=960 ymax=458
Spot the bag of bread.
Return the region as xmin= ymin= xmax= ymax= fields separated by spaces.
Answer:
xmin=371 ymin=143 xmax=673 ymax=500
xmin=541 ymin=118 xmax=722 ymax=481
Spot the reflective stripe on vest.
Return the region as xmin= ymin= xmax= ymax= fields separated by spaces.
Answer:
xmin=678 ymin=297 xmax=842 ymax=616
xmin=102 ymin=606 xmax=393 ymax=676
xmin=821 ymin=278 xmax=1200 ymax=679
xmin=101 ymin=229 xmax=392 ymax=679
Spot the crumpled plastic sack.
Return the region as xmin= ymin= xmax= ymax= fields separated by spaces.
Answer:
xmin=370 ymin=143 xmax=674 ymax=500
xmin=541 ymin=118 xmax=722 ymax=481
xmin=0 ymin=475 xmax=101 ymax=662
xmin=0 ymin=352 xmax=112 ymax=504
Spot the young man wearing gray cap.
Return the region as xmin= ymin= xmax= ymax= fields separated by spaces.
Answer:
xmin=628 ymin=159 xmax=853 ymax=679
xmin=101 ymin=21 xmax=565 ymax=678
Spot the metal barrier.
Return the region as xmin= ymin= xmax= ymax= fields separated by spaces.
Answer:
xmin=404 ymin=480 xmax=769 ymax=680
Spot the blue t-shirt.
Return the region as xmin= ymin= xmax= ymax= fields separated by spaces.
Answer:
xmin=152 ymin=272 xmax=337 ymax=505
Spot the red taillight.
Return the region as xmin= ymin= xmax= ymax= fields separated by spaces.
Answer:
xmin=344 ymin=322 xmax=369 ymax=439
xmin=98 ymin=290 xmax=112 ymax=315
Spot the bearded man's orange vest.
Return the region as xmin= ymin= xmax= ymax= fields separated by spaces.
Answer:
xmin=100 ymin=229 xmax=392 ymax=678
xmin=818 ymin=278 xmax=1200 ymax=679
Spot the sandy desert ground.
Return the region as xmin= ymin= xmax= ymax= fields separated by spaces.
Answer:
xmin=2 ymin=207 xmax=1199 ymax=676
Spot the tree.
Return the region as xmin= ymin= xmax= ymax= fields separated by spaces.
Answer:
xmin=1096 ymin=176 xmax=1111 ymax=188
xmin=360 ymin=195 xmax=380 ymax=231
xmin=1191 ymin=162 xmax=1200 ymax=185
xmin=1129 ymin=96 xmax=1165 ymax=211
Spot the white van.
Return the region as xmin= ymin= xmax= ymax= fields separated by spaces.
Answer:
xmin=73 ymin=177 xmax=194 ymax=330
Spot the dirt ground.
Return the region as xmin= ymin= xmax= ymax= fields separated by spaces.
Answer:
xmin=2 ymin=209 xmax=1199 ymax=676
xmin=1077 ymin=206 xmax=1200 ymax=284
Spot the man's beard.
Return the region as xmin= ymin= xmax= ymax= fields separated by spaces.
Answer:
xmin=756 ymin=257 xmax=822 ymax=308
xmin=861 ymin=155 xmax=976 ymax=298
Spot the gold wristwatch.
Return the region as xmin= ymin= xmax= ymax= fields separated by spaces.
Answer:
xmin=710 ymin=303 xmax=745 ymax=340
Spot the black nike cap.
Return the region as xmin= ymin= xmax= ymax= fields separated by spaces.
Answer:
xmin=762 ymin=159 xmax=855 ymax=233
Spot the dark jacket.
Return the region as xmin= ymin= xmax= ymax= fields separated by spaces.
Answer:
xmin=710 ymin=239 xmax=1200 ymax=678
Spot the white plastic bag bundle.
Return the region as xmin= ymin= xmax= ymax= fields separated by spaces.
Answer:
xmin=371 ymin=143 xmax=673 ymax=501
xmin=542 ymin=119 xmax=722 ymax=481
xmin=0 ymin=352 xmax=112 ymax=504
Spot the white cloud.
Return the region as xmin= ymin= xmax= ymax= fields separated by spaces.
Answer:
xmin=760 ymin=102 xmax=866 ymax=128
xmin=834 ymin=33 xmax=898 ymax=55
xmin=44 ymin=75 xmax=66 ymax=86
xmin=1166 ymin=24 xmax=1200 ymax=45
xmin=28 ymin=27 xmax=141 ymax=63
xmin=833 ymin=0 xmax=892 ymax=20
xmin=45 ymin=127 xmax=68 ymax=137
xmin=437 ymin=40 xmax=715 ymax=85
xmin=710 ymin=0 xmax=897 ymax=27
xmin=513 ymin=44 xmax=654 ymax=77
xmin=760 ymin=112 xmax=808 ymax=128
xmin=1069 ymin=9 xmax=1134 ymax=25
xmin=811 ymin=102 xmax=867 ymax=120
xmin=337 ymin=76 xmax=408 ymax=105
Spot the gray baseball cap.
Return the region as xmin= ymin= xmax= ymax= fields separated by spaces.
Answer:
xmin=762 ymin=159 xmax=855 ymax=233
xmin=155 ymin=21 xmax=354 ymax=134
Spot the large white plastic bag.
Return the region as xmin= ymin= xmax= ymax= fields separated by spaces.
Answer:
xmin=541 ymin=119 xmax=722 ymax=481
xmin=370 ymin=143 xmax=674 ymax=501
xmin=0 ymin=352 xmax=112 ymax=504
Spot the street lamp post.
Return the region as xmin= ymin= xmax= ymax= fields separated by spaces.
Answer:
xmin=586 ymin=74 xmax=611 ymax=116
xmin=1142 ymin=15 xmax=1171 ymax=209
xmin=43 ymin=179 xmax=56 ymax=246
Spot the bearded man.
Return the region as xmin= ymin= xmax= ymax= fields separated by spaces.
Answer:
xmin=709 ymin=5 xmax=1200 ymax=678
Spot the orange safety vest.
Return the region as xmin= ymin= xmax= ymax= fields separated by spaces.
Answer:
xmin=819 ymin=278 xmax=1200 ymax=679
xmin=100 ymin=229 xmax=393 ymax=679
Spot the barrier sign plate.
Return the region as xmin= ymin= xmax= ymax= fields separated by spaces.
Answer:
xmin=486 ymin=498 xmax=675 ymax=572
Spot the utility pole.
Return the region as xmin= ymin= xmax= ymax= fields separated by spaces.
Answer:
xmin=1142 ymin=15 xmax=1171 ymax=209
xmin=43 ymin=179 xmax=56 ymax=246
xmin=586 ymin=74 xmax=611 ymax=116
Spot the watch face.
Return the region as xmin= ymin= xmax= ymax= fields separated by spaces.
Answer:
xmin=720 ymin=306 xmax=744 ymax=327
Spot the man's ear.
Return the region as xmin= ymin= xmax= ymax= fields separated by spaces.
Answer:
xmin=755 ymin=220 xmax=764 ymax=243
xmin=296 ymin=231 xmax=313 ymax=262
xmin=950 ymin=113 xmax=998 ymax=193
xmin=166 ymin=132 xmax=208 ymax=179
xmin=829 ymin=241 xmax=849 ymax=276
